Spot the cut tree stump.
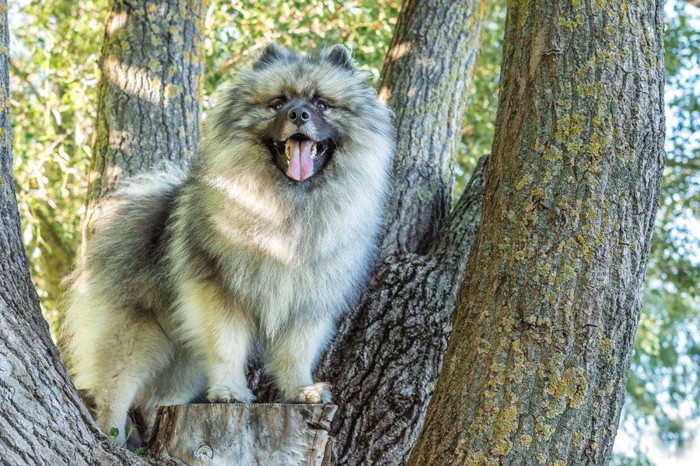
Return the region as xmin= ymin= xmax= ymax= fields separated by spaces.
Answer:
xmin=149 ymin=403 xmax=337 ymax=466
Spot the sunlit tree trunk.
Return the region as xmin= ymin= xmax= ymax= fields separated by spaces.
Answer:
xmin=407 ymin=0 xmax=666 ymax=464
xmin=0 ymin=2 xmax=154 ymax=464
xmin=84 ymin=0 xmax=204 ymax=236
xmin=378 ymin=0 xmax=489 ymax=256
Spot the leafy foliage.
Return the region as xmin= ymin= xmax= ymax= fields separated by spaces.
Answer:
xmin=201 ymin=0 xmax=400 ymax=99
xmin=10 ymin=0 xmax=106 ymax=329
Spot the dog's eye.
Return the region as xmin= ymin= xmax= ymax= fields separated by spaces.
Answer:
xmin=269 ymin=98 xmax=286 ymax=111
xmin=316 ymin=99 xmax=329 ymax=111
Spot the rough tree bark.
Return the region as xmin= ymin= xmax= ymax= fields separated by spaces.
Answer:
xmin=378 ymin=0 xmax=489 ymax=255
xmin=0 ymin=2 xmax=163 ymax=464
xmin=407 ymin=0 xmax=666 ymax=464
xmin=84 ymin=0 xmax=204 ymax=237
xmin=314 ymin=0 xmax=490 ymax=464
xmin=1 ymin=0 xmax=665 ymax=465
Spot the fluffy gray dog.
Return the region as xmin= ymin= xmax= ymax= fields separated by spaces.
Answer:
xmin=63 ymin=44 xmax=395 ymax=443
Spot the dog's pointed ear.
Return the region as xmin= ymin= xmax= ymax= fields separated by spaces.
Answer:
xmin=322 ymin=44 xmax=356 ymax=71
xmin=254 ymin=43 xmax=287 ymax=70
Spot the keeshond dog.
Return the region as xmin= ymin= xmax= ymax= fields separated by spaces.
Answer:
xmin=63 ymin=44 xmax=394 ymax=443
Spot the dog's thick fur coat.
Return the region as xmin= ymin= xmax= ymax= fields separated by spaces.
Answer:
xmin=63 ymin=44 xmax=394 ymax=443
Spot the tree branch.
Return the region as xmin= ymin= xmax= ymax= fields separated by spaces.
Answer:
xmin=379 ymin=0 xmax=490 ymax=257
xmin=429 ymin=154 xmax=489 ymax=258
xmin=315 ymin=156 xmax=487 ymax=465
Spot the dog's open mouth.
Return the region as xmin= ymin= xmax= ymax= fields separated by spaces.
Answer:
xmin=269 ymin=134 xmax=335 ymax=182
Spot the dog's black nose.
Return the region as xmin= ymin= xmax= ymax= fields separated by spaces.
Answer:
xmin=288 ymin=106 xmax=311 ymax=125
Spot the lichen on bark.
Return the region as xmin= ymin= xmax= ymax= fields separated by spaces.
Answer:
xmin=407 ymin=0 xmax=666 ymax=464
xmin=379 ymin=0 xmax=490 ymax=256
xmin=87 ymin=0 xmax=204 ymax=203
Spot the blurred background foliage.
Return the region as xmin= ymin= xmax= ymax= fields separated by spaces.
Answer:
xmin=8 ymin=0 xmax=698 ymax=463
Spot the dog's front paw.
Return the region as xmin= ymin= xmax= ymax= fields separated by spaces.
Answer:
xmin=207 ymin=383 xmax=255 ymax=403
xmin=294 ymin=382 xmax=332 ymax=404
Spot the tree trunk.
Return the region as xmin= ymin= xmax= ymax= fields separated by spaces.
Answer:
xmin=407 ymin=0 xmax=666 ymax=464
xmin=313 ymin=0 xmax=490 ymax=464
xmin=84 ymin=0 xmax=204 ymax=238
xmin=315 ymin=157 xmax=487 ymax=466
xmin=379 ymin=0 xmax=489 ymax=256
xmin=150 ymin=404 xmax=336 ymax=466
xmin=0 ymin=3 xmax=153 ymax=464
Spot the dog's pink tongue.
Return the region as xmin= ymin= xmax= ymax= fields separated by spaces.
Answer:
xmin=286 ymin=139 xmax=315 ymax=181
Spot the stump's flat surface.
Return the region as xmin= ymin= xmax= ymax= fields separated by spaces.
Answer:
xmin=150 ymin=403 xmax=337 ymax=466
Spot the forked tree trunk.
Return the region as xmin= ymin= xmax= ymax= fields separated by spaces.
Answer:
xmin=407 ymin=0 xmax=666 ymax=464
xmin=0 ymin=0 xmax=666 ymax=464
xmin=314 ymin=0 xmax=490 ymax=463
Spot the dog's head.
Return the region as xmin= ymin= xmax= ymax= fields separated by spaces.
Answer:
xmin=210 ymin=44 xmax=393 ymax=183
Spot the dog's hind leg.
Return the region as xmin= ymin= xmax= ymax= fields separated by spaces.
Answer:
xmin=89 ymin=315 xmax=174 ymax=445
xmin=135 ymin=349 xmax=206 ymax=442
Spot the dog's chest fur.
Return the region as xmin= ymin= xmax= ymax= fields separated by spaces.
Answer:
xmin=176 ymin=169 xmax=380 ymax=331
